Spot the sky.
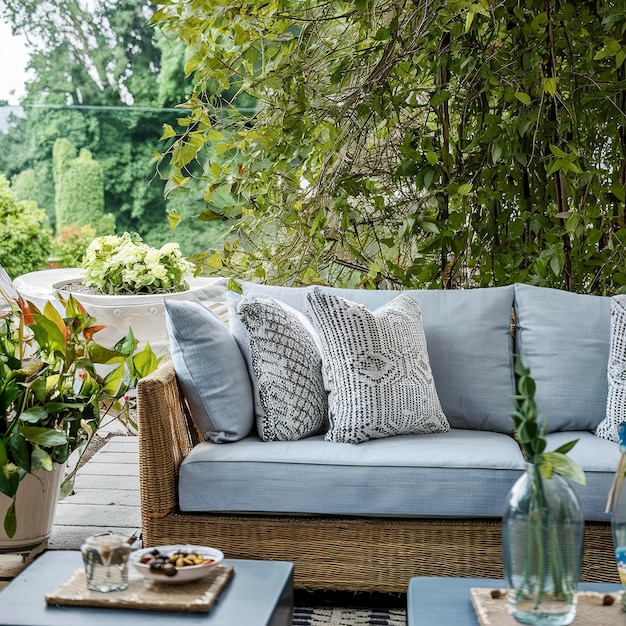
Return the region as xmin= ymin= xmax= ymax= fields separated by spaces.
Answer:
xmin=0 ymin=21 xmax=30 ymax=105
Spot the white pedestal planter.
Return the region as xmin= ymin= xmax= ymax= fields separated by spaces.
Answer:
xmin=14 ymin=269 xmax=228 ymax=356
xmin=0 ymin=464 xmax=65 ymax=553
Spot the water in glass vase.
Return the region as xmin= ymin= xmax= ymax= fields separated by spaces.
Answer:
xmin=502 ymin=465 xmax=584 ymax=626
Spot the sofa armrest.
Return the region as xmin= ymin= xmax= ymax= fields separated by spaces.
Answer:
xmin=136 ymin=357 xmax=200 ymax=522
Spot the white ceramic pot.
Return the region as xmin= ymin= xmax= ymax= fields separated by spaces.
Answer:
xmin=13 ymin=269 xmax=228 ymax=356
xmin=0 ymin=464 xmax=65 ymax=553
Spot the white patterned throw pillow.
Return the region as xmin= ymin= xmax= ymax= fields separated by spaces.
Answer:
xmin=306 ymin=289 xmax=449 ymax=444
xmin=597 ymin=295 xmax=626 ymax=442
xmin=237 ymin=296 xmax=327 ymax=441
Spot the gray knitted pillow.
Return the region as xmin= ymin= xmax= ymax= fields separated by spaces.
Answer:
xmin=597 ymin=295 xmax=626 ymax=442
xmin=307 ymin=289 xmax=449 ymax=444
xmin=237 ymin=296 xmax=327 ymax=441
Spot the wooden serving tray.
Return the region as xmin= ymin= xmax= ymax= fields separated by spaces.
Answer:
xmin=471 ymin=587 xmax=623 ymax=626
xmin=46 ymin=564 xmax=234 ymax=613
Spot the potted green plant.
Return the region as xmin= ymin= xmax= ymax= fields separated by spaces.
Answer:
xmin=0 ymin=279 xmax=159 ymax=549
xmin=502 ymin=359 xmax=586 ymax=625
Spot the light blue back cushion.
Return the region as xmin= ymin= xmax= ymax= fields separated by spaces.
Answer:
xmin=228 ymin=281 xmax=516 ymax=433
xmin=514 ymin=283 xmax=610 ymax=432
xmin=165 ymin=299 xmax=254 ymax=442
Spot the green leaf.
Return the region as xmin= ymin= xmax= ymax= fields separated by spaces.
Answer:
xmin=88 ymin=343 xmax=126 ymax=365
xmin=19 ymin=406 xmax=48 ymax=424
xmin=465 ymin=7 xmax=475 ymax=33
xmin=552 ymin=439 xmax=579 ymax=455
xmin=10 ymin=431 xmax=30 ymax=473
xmin=184 ymin=57 xmax=200 ymax=76
xmin=612 ymin=184 xmax=625 ymax=202
xmin=373 ymin=27 xmax=389 ymax=41
xmin=167 ymin=212 xmax=181 ymax=230
xmin=64 ymin=294 xmax=86 ymax=319
xmin=19 ymin=426 xmax=67 ymax=447
xmin=3 ymin=501 xmax=16 ymax=538
xmin=430 ymin=91 xmax=451 ymax=107
xmin=540 ymin=451 xmax=586 ymax=485
xmin=420 ymin=221 xmax=440 ymax=234
xmin=514 ymin=92 xmax=531 ymax=105
xmin=102 ymin=364 xmax=125 ymax=396
xmin=29 ymin=314 xmax=67 ymax=359
xmin=228 ymin=279 xmax=243 ymax=295
xmin=160 ymin=124 xmax=177 ymax=140
xmin=546 ymin=159 xmax=564 ymax=177
xmin=0 ymin=463 xmax=20 ymax=498
xmin=114 ymin=328 xmax=137 ymax=357
xmin=425 ymin=151 xmax=438 ymax=165
xmin=549 ymin=144 xmax=569 ymax=158
xmin=133 ymin=344 xmax=159 ymax=379
xmin=31 ymin=446 xmax=53 ymax=472
xmin=544 ymin=77 xmax=557 ymax=95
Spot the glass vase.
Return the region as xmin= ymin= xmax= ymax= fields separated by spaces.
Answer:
xmin=502 ymin=463 xmax=584 ymax=625
xmin=609 ymin=423 xmax=626 ymax=611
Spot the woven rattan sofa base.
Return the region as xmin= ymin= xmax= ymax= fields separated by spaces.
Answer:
xmin=137 ymin=360 xmax=619 ymax=593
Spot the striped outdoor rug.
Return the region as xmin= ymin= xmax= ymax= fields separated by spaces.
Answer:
xmin=293 ymin=607 xmax=406 ymax=625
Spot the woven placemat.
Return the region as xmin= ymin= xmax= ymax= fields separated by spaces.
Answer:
xmin=45 ymin=564 xmax=234 ymax=613
xmin=471 ymin=588 xmax=623 ymax=626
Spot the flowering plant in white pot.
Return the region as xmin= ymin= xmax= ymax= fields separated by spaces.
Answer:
xmin=82 ymin=232 xmax=195 ymax=296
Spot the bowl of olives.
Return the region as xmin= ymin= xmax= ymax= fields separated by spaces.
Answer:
xmin=129 ymin=545 xmax=224 ymax=584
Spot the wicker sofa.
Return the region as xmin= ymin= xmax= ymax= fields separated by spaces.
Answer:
xmin=136 ymin=281 xmax=622 ymax=593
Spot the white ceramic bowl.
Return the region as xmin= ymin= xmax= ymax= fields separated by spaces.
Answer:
xmin=129 ymin=545 xmax=224 ymax=584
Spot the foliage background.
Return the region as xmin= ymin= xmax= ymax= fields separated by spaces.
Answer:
xmin=154 ymin=0 xmax=626 ymax=293
xmin=0 ymin=0 xmax=231 ymax=264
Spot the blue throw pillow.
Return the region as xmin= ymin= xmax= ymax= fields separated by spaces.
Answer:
xmin=165 ymin=299 xmax=254 ymax=442
xmin=514 ymin=283 xmax=610 ymax=432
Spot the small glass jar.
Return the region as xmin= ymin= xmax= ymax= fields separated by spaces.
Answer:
xmin=81 ymin=533 xmax=132 ymax=592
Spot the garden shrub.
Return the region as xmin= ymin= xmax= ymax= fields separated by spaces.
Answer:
xmin=51 ymin=224 xmax=97 ymax=268
xmin=0 ymin=176 xmax=52 ymax=278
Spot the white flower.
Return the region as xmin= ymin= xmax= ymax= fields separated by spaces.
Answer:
xmin=81 ymin=232 xmax=193 ymax=295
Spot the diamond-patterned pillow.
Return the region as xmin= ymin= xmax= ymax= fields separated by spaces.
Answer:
xmin=307 ymin=289 xmax=449 ymax=444
xmin=237 ymin=296 xmax=327 ymax=441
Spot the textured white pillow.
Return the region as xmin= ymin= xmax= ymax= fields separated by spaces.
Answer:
xmin=237 ymin=296 xmax=327 ymax=441
xmin=307 ymin=288 xmax=449 ymax=444
xmin=597 ymin=295 xmax=626 ymax=442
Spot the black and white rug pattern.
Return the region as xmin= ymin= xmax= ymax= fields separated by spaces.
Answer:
xmin=293 ymin=607 xmax=406 ymax=625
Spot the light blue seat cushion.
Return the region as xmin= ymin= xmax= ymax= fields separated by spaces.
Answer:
xmin=178 ymin=429 xmax=615 ymax=521
xmin=229 ymin=281 xmax=516 ymax=433
xmin=514 ymin=284 xmax=610 ymax=432
xmin=165 ymin=299 xmax=254 ymax=443
xmin=179 ymin=429 xmax=526 ymax=518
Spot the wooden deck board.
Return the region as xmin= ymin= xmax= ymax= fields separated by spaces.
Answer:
xmin=73 ymin=473 xmax=140 ymax=491
xmin=73 ymin=462 xmax=139 ymax=477
xmin=49 ymin=436 xmax=141 ymax=550
xmin=59 ymin=490 xmax=140 ymax=506
xmin=53 ymin=503 xmax=141 ymax=526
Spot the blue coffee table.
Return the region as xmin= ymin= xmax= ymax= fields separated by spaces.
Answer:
xmin=0 ymin=551 xmax=293 ymax=626
xmin=407 ymin=576 xmax=623 ymax=625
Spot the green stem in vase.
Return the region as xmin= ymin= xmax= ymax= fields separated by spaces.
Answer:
xmin=510 ymin=358 xmax=585 ymax=610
